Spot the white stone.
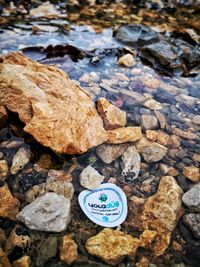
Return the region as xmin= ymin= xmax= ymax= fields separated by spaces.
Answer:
xmin=80 ymin=165 xmax=104 ymax=190
xmin=10 ymin=147 xmax=30 ymax=174
xmin=121 ymin=146 xmax=141 ymax=181
xmin=17 ymin=193 xmax=71 ymax=232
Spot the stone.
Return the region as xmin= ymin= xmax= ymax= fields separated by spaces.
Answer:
xmin=107 ymin=127 xmax=142 ymax=144
xmin=0 ymin=248 xmax=12 ymax=267
xmin=97 ymin=97 xmax=126 ymax=130
xmin=0 ymin=185 xmax=20 ymax=220
xmin=143 ymin=99 xmax=162 ymax=110
xmin=172 ymin=127 xmax=198 ymax=140
xmin=142 ymin=143 xmax=167 ymax=163
xmin=118 ymin=54 xmax=135 ymax=67
xmin=5 ymin=226 xmax=31 ymax=253
xmin=60 ymin=235 xmax=78 ymax=264
xmin=135 ymin=136 xmax=154 ymax=153
xmin=17 ymin=193 xmax=71 ymax=232
xmin=142 ymin=176 xmax=183 ymax=256
xmin=86 ymin=228 xmax=156 ymax=265
xmin=120 ymin=89 xmax=146 ymax=104
xmin=154 ymin=110 xmax=167 ymax=129
xmin=136 ymin=257 xmax=149 ymax=267
xmin=0 ymin=160 xmax=9 ymax=181
xmin=0 ymin=52 xmax=108 ymax=154
xmin=36 ymin=153 xmax=53 ymax=169
xmin=12 ymin=256 xmax=31 ymax=267
xmin=10 ymin=147 xmax=30 ymax=175
xmin=141 ymin=115 xmax=158 ymax=130
xmin=183 ymin=213 xmax=200 ymax=239
xmin=96 ymin=143 xmax=129 ymax=164
xmin=192 ymin=115 xmax=200 ymax=125
xmin=47 ymin=169 xmax=73 ymax=182
xmin=29 ymin=1 xmax=61 ymax=18
xmin=121 ymin=146 xmax=141 ymax=181
xmin=182 ymin=183 xmax=200 ymax=211
xmin=0 ymin=229 xmax=6 ymax=247
xmin=0 ymin=106 xmax=8 ymax=129
xmin=193 ymin=153 xmax=200 ymax=162
xmin=79 ymin=165 xmax=104 ymax=190
xmin=79 ymin=72 xmax=99 ymax=83
xmin=183 ymin=166 xmax=200 ymax=183
xmin=25 ymin=180 xmax=74 ymax=203
xmin=146 ymin=130 xmax=170 ymax=146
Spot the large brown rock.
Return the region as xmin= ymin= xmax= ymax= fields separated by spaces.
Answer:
xmin=142 ymin=176 xmax=183 ymax=256
xmin=0 ymin=52 xmax=108 ymax=154
xmin=0 ymin=185 xmax=20 ymax=220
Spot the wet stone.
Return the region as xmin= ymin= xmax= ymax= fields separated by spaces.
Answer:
xmin=153 ymin=89 xmax=176 ymax=105
xmin=141 ymin=114 xmax=158 ymax=130
xmin=182 ymin=183 xmax=200 ymax=211
xmin=17 ymin=193 xmax=71 ymax=232
xmin=183 ymin=213 xmax=200 ymax=239
xmin=121 ymin=146 xmax=141 ymax=182
xmin=118 ymin=54 xmax=135 ymax=67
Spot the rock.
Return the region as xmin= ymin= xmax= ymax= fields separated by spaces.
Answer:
xmin=17 ymin=193 xmax=71 ymax=232
xmin=29 ymin=1 xmax=61 ymax=18
xmin=182 ymin=183 xmax=200 ymax=211
xmin=80 ymin=165 xmax=104 ymax=190
xmin=97 ymin=97 xmax=126 ymax=130
xmin=192 ymin=115 xmax=200 ymax=125
xmin=0 ymin=52 xmax=108 ymax=154
xmin=60 ymin=235 xmax=78 ymax=264
xmin=176 ymin=94 xmax=198 ymax=106
xmin=0 ymin=184 xmax=20 ymax=220
xmin=36 ymin=153 xmax=53 ymax=169
xmin=142 ymin=143 xmax=167 ymax=163
xmin=47 ymin=169 xmax=73 ymax=182
xmin=172 ymin=127 xmax=198 ymax=140
xmin=115 ymin=24 xmax=159 ymax=46
xmin=135 ymin=136 xmax=154 ymax=153
xmin=0 ymin=160 xmax=9 ymax=181
xmin=183 ymin=166 xmax=200 ymax=183
xmin=96 ymin=143 xmax=129 ymax=164
xmin=86 ymin=228 xmax=155 ymax=265
xmin=121 ymin=146 xmax=141 ymax=181
xmin=5 ymin=226 xmax=31 ymax=253
xmin=142 ymin=176 xmax=183 ymax=256
xmin=153 ymin=89 xmax=176 ymax=105
xmin=154 ymin=110 xmax=167 ymax=129
xmin=10 ymin=147 xmax=30 ymax=175
xmin=107 ymin=127 xmax=142 ymax=144
xmin=0 ymin=248 xmax=12 ymax=267
xmin=183 ymin=213 xmax=200 ymax=239
xmin=136 ymin=257 xmax=149 ymax=267
xmin=141 ymin=115 xmax=158 ymax=130
xmin=79 ymin=72 xmax=99 ymax=83
xmin=0 ymin=229 xmax=6 ymax=247
xmin=193 ymin=153 xmax=200 ymax=162
xmin=12 ymin=256 xmax=31 ymax=267
xmin=146 ymin=130 xmax=170 ymax=146
xmin=120 ymin=89 xmax=146 ymax=105
xmin=118 ymin=54 xmax=135 ymax=67
xmin=25 ymin=180 xmax=74 ymax=203
xmin=143 ymin=99 xmax=162 ymax=110
xmin=0 ymin=106 xmax=8 ymax=129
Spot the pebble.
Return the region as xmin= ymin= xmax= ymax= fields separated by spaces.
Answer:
xmin=183 ymin=213 xmax=200 ymax=239
xmin=142 ymin=143 xmax=167 ymax=163
xmin=10 ymin=147 xmax=30 ymax=175
xmin=17 ymin=193 xmax=71 ymax=232
xmin=141 ymin=115 xmax=158 ymax=130
xmin=0 ymin=160 xmax=9 ymax=181
xmin=118 ymin=54 xmax=136 ymax=67
xmin=182 ymin=183 xmax=200 ymax=211
xmin=183 ymin=166 xmax=200 ymax=183
xmin=121 ymin=146 xmax=141 ymax=181
xmin=12 ymin=256 xmax=31 ymax=267
xmin=79 ymin=165 xmax=104 ymax=190
xmin=60 ymin=235 xmax=78 ymax=264
xmin=143 ymin=99 xmax=162 ymax=110
xmin=107 ymin=126 xmax=142 ymax=144
xmin=96 ymin=143 xmax=129 ymax=164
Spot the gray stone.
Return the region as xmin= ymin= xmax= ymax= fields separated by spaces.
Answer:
xmin=142 ymin=143 xmax=167 ymax=163
xmin=183 ymin=213 xmax=200 ymax=239
xmin=10 ymin=147 xmax=30 ymax=174
xmin=141 ymin=114 xmax=158 ymax=130
xmin=121 ymin=146 xmax=141 ymax=181
xmin=182 ymin=183 xmax=200 ymax=212
xmin=17 ymin=193 xmax=71 ymax=232
xmin=80 ymin=165 xmax=104 ymax=190
xmin=96 ymin=143 xmax=129 ymax=164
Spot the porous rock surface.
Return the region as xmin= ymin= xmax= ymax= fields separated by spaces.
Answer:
xmin=0 ymin=52 xmax=108 ymax=154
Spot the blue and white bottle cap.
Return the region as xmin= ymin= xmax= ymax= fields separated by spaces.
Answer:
xmin=78 ymin=183 xmax=128 ymax=227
